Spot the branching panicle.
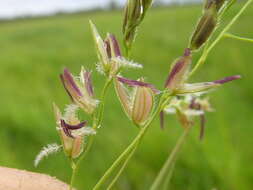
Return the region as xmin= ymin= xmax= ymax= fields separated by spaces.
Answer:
xmin=36 ymin=0 xmax=252 ymax=189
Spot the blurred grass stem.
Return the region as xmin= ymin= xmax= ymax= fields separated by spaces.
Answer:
xmin=150 ymin=127 xmax=191 ymax=190
xmin=106 ymin=143 xmax=139 ymax=190
xmin=162 ymin=163 xmax=175 ymax=190
xmin=224 ymin=33 xmax=253 ymax=43
xmin=69 ymin=160 xmax=77 ymax=190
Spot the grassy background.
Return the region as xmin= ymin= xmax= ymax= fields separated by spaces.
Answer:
xmin=0 ymin=3 xmax=253 ymax=190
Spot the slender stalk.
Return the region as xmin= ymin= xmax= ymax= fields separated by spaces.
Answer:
xmin=97 ymin=78 xmax=113 ymax=126
xmin=162 ymin=163 xmax=175 ymax=190
xmin=69 ymin=160 xmax=77 ymax=190
xmin=107 ymin=143 xmax=139 ymax=190
xmin=189 ymin=0 xmax=253 ymax=77
xmin=92 ymin=126 xmax=147 ymax=190
xmin=93 ymin=94 xmax=171 ymax=190
xmin=224 ymin=33 xmax=253 ymax=43
xmin=150 ymin=127 xmax=191 ymax=190
xmin=68 ymin=78 xmax=113 ymax=189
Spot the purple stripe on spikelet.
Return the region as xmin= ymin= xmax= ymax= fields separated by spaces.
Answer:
xmin=189 ymin=98 xmax=201 ymax=110
xmin=199 ymin=114 xmax=206 ymax=140
xmin=104 ymin=38 xmax=112 ymax=58
xmin=184 ymin=48 xmax=191 ymax=56
xmin=165 ymin=60 xmax=185 ymax=87
xmin=213 ymin=75 xmax=241 ymax=84
xmin=117 ymin=76 xmax=160 ymax=94
xmin=63 ymin=68 xmax=83 ymax=96
xmin=160 ymin=111 xmax=165 ymax=130
xmin=109 ymin=34 xmax=121 ymax=57
xmin=60 ymin=74 xmax=74 ymax=101
xmin=60 ymin=120 xmax=74 ymax=138
xmin=84 ymin=71 xmax=94 ymax=97
xmin=165 ymin=48 xmax=191 ymax=88
xmin=61 ymin=119 xmax=87 ymax=130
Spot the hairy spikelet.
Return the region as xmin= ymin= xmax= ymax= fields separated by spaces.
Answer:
xmin=112 ymin=57 xmax=143 ymax=69
xmin=34 ymin=143 xmax=62 ymax=167
xmin=72 ymin=127 xmax=97 ymax=137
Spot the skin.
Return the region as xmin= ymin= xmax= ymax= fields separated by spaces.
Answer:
xmin=0 ymin=167 xmax=72 ymax=190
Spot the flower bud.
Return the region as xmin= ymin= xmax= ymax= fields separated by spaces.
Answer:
xmin=132 ymin=82 xmax=154 ymax=125
xmin=90 ymin=20 xmax=110 ymax=73
xmin=123 ymin=0 xmax=153 ymax=50
xmin=165 ymin=48 xmax=192 ymax=91
xmin=142 ymin=0 xmax=153 ymax=14
xmin=204 ymin=0 xmax=226 ymax=12
xmin=104 ymin=33 xmax=122 ymax=58
xmin=123 ymin=0 xmax=142 ymax=49
xmin=114 ymin=76 xmax=156 ymax=126
xmin=60 ymin=68 xmax=98 ymax=114
xmin=190 ymin=7 xmax=217 ymax=50
xmin=114 ymin=78 xmax=132 ymax=118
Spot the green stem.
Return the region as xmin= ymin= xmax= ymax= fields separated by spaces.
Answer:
xmin=150 ymin=127 xmax=191 ymax=190
xmin=69 ymin=160 xmax=77 ymax=190
xmin=92 ymin=126 xmax=147 ymax=190
xmin=97 ymin=78 xmax=113 ymax=126
xmin=93 ymin=94 xmax=171 ymax=190
xmin=224 ymin=33 xmax=253 ymax=43
xmin=68 ymin=78 xmax=112 ymax=189
xmin=162 ymin=163 xmax=175 ymax=190
xmin=189 ymin=0 xmax=253 ymax=77
xmin=106 ymin=143 xmax=139 ymax=190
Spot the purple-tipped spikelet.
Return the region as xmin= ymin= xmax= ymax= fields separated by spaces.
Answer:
xmin=60 ymin=69 xmax=82 ymax=98
xmin=117 ymin=76 xmax=160 ymax=94
xmin=114 ymin=76 xmax=156 ymax=126
xmin=61 ymin=120 xmax=87 ymax=130
xmin=81 ymin=68 xmax=94 ymax=97
xmin=90 ymin=21 xmax=141 ymax=76
xmin=60 ymin=68 xmax=98 ymax=114
xmin=165 ymin=48 xmax=192 ymax=91
xmin=164 ymin=48 xmax=241 ymax=95
xmin=53 ymin=103 xmax=96 ymax=159
xmin=105 ymin=34 xmax=122 ymax=58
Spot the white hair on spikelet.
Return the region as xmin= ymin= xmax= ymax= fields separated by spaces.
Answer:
xmin=96 ymin=62 xmax=105 ymax=75
xmin=63 ymin=104 xmax=79 ymax=120
xmin=34 ymin=143 xmax=62 ymax=167
xmin=112 ymin=57 xmax=143 ymax=69
xmin=72 ymin=127 xmax=97 ymax=137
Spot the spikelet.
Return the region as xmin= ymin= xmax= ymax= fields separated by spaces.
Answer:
xmin=34 ymin=143 xmax=62 ymax=167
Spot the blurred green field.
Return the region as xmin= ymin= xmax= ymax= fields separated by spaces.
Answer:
xmin=0 ymin=3 xmax=253 ymax=190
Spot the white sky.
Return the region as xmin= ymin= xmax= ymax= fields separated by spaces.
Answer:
xmin=0 ymin=0 xmax=196 ymax=19
xmin=0 ymin=0 xmax=123 ymax=18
